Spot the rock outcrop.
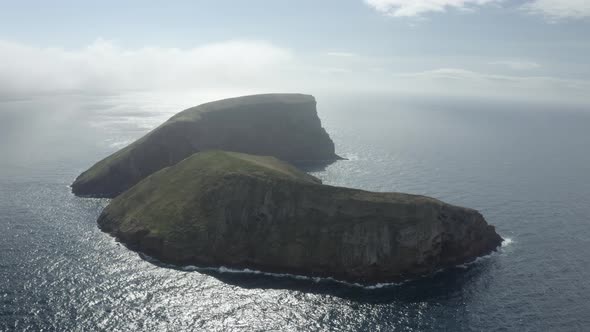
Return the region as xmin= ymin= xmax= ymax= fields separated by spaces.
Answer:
xmin=72 ymin=94 xmax=339 ymax=198
xmin=98 ymin=151 xmax=503 ymax=284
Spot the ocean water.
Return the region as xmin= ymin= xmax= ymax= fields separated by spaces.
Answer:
xmin=1 ymin=94 xmax=589 ymax=331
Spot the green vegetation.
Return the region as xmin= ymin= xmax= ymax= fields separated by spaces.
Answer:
xmin=169 ymin=93 xmax=315 ymax=123
xmin=102 ymin=151 xmax=320 ymax=238
xmin=72 ymin=93 xmax=337 ymax=198
xmin=98 ymin=150 xmax=502 ymax=283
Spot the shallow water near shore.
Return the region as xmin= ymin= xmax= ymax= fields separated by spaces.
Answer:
xmin=1 ymin=94 xmax=590 ymax=331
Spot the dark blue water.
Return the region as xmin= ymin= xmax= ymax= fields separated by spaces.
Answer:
xmin=1 ymin=94 xmax=589 ymax=331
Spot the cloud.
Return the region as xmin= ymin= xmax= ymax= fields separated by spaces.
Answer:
xmin=326 ymin=52 xmax=358 ymax=57
xmin=320 ymin=67 xmax=353 ymax=74
xmin=364 ymin=0 xmax=590 ymax=20
xmin=396 ymin=68 xmax=590 ymax=104
xmin=523 ymin=0 xmax=590 ymax=20
xmin=489 ymin=60 xmax=541 ymax=70
xmin=0 ymin=39 xmax=588 ymax=106
xmin=364 ymin=0 xmax=502 ymax=17
xmin=0 ymin=39 xmax=293 ymax=99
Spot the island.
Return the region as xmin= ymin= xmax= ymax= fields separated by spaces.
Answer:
xmin=72 ymin=93 xmax=340 ymax=198
xmin=98 ymin=151 xmax=503 ymax=284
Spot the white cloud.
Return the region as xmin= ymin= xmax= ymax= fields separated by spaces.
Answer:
xmin=0 ymin=39 xmax=588 ymax=106
xmin=364 ymin=0 xmax=590 ymax=20
xmin=396 ymin=68 xmax=590 ymax=104
xmin=523 ymin=0 xmax=590 ymax=20
xmin=489 ymin=60 xmax=541 ymax=70
xmin=326 ymin=52 xmax=358 ymax=57
xmin=364 ymin=0 xmax=502 ymax=17
xmin=320 ymin=67 xmax=353 ymax=74
xmin=0 ymin=39 xmax=293 ymax=99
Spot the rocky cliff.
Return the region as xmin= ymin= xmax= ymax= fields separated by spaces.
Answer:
xmin=72 ymin=94 xmax=339 ymax=198
xmin=98 ymin=151 xmax=503 ymax=284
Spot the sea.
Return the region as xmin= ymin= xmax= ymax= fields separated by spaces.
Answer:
xmin=1 ymin=93 xmax=589 ymax=331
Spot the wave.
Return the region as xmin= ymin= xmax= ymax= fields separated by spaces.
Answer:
xmin=178 ymin=264 xmax=404 ymax=290
xmin=137 ymin=252 xmax=404 ymax=289
xmin=341 ymin=152 xmax=360 ymax=161
xmin=140 ymin=235 xmax=513 ymax=290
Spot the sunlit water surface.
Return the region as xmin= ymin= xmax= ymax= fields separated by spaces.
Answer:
xmin=1 ymin=94 xmax=589 ymax=331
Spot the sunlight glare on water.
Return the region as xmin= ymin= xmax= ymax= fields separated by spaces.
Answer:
xmin=1 ymin=94 xmax=590 ymax=331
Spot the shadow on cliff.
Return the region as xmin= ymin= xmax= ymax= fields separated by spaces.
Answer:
xmin=294 ymin=158 xmax=342 ymax=173
xmin=140 ymin=252 xmax=500 ymax=304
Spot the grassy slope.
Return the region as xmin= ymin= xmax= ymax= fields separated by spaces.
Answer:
xmin=104 ymin=150 xmax=321 ymax=237
xmin=103 ymin=149 xmax=448 ymax=241
xmin=170 ymin=93 xmax=314 ymax=123
xmin=74 ymin=93 xmax=315 ymax=188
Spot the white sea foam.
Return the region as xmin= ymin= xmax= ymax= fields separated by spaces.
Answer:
xmin=180 ymin=264 xmax=399 ymax=288
xmin=342 ymin=152 xmax=360 ymax=161
xmin=502 ymin=237 xmax=514 ymax=247
xmin=143 ymin=235 xmax=511 ymax=290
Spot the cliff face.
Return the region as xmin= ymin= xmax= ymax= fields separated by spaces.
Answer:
xmin=98 ymin=151 xmax=503 ymax=284
xmin=72 ymin=94 xmax=339 ymax=198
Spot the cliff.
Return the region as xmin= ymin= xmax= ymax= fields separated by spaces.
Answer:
xmin=72 ymin=93 xmax=339 ymax=198
xmin=98 ymin=151 xmax=503 ymax=284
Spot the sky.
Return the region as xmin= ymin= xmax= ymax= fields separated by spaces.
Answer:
xmin=0 ymin=0 xmax=589 ymax=105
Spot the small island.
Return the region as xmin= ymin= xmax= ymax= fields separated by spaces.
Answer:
xmin=98 ymin=151 xmax=502 ymax=284
xmin=76 ymin=93 xmax=503 ymax=284
xmin=72 ymin=93 xmax=340 ymax=198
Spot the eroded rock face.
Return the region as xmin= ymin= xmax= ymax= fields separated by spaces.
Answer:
xmin=72 ymin=94 xmax=339 ymax=198
xmin=98 ymin=151 xmax=503 ymax=284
